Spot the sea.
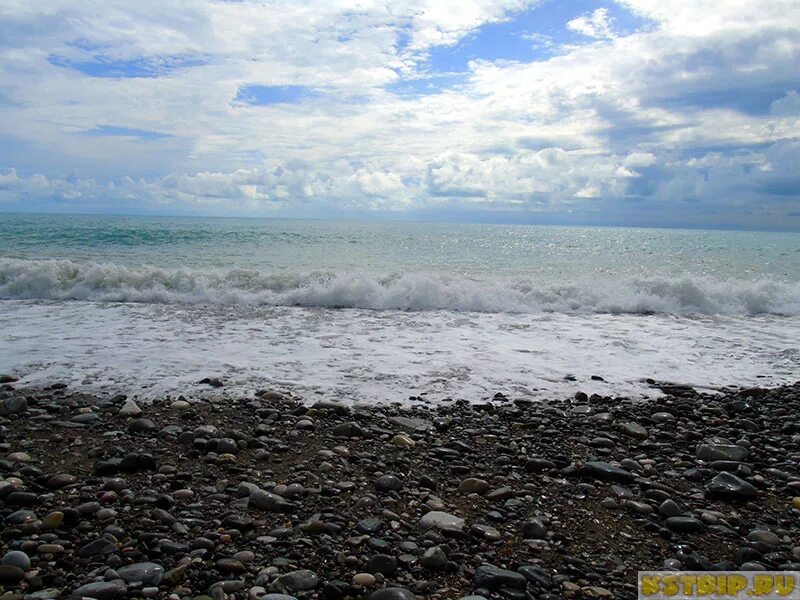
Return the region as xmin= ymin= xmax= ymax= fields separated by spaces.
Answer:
xmin=1 ymin=213 xmax=798 ymax=403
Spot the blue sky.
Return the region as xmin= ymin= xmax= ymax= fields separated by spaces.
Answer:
xmin=0 ymin=0 xmax=799 ymax=230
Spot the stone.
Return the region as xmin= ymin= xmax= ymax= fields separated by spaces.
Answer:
xmin=332 ymin=422 xmax=365 ymax=437
xmin=391 ymin=434 xmax=415 ymax=447
xmin=0 ymin=396 xmax=27 ymax=416
xmin=388 ymin=415 xmax=430 ymax=432
xmin=353 ymin=573 xmax=377 ymax=586
xmin=356 ymin=517 xmax=385 ymax=535
xmin=658 ymin=499 xmax=683 ymax=517
xmin=46 ymin=473 xmax=77 ymax=489
xmin=748 ymin=530 xmax=781 ymax=546
xmin=68 ymin=581 xmax=123 ymax=600
xmin=665 ymin=517 xmax=705 ymax=533
xmin=522 ymin=518 xmax=547 ymax=540
xmin=375 ymin=474 xmax=403 ymax=492
xmin=71 ymin=412 xmax=98 ymax=424
xmin=118 ymin=399 xmax=142 ymax=417
xmin=470 ymin=523 xmax=501 ymax=542
xmin=0 ymin=565 xmax=24 ymax=584
xmin=697 ymin=443 xmax=748 ymax=462
xmin=1 ymin=551 xmax=30 ymax=570
xmin=419 ymin=511 xmax=465 ymax=531
xmin=525 ymin=458 xmax=556 ymax=472
xmin=582 ymin=586 xmax=613 ymax=597
xmin=368 ymin=588 xmax=417 ymax=600
xmin=78 ymin=537 xmax=117 ymax=557
xmin=269 ymin=569 xmax=319 ymax=593
xmin=42 ymin=511 xmax=64 ymax=529
xmin=128 ymin=418 xmax=156 ymax=433
xmin=420 ymin=546 xmax=447 ymax=570
xmin=457 ymin=477 xmax=490 ymax=495
xmin=620 ymin=422 xmax=649 ymax=439
xmin=706 ymin=473 xmax=758 ymax=500
xmin=486 ymin=486 xmax=514 ymax=500
xmin=581 ymin=461 xmax=634 ymax=483
xmin=249 ymin=489 xmax=295 ymax=511
xmin=475 ymin=564 xmax=527 ymax=591
xmin=117 ymin=562 xmax=164 ymax=586
xmin=366 ymin=554 xmax=397 ymax=576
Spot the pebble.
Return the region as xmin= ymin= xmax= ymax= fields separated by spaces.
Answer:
xmin=0 ymin=380 xmax=798 ymax=599
xmin=419 ymin=511 xmax=465 ymax=531
xmin=116 ymin=562 xmax=164 ymax=586
xmin=457 ymin=477 xmax=490 ymax=494
xmin=1 ymin=551 xmax=30 ymax=570
xmin=391 ymin=434 xmax=415 ymax=447
xmin=375 ymin=474 xmax=403 ymax=492
xmin=420 ymin=546 xmax=448 ymax=570
xmin=0 ymin=565 xmax=25 ymax=584
xmin=128 ymin=418 xmax=156 ymax=433
xmin=706 ymin=472 xmax=758 ymax=500
xmin=269 ymin=569 xmax=319 ymax=593
xmin=118 ymin=399 xmax=143 ymax=416
xmin=353 ymin=573 xmax=377 ymax=586
xmin=368 ymin=588 xmax=417 ymax=600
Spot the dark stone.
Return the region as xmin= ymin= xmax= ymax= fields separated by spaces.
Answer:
xmin=580 ymin=461 xmax=634 ymax=483
xmin=375 ymin=474 xmax=403 ymax=492
xmin=368 ymin=588 xmax=417 ymax=600
xmin=78 ymin=537 xmax=117 ymax=557
xmin=0 ymin=565 xmax=24 ymax=585
xmin=366 ymin=554 xmax=397 ymax=576
xmin=706 ymin=473 xmax=758 ymax=500
xmin=665 ymin=517 xmax=705 ymax=533
xmin=475 ymin=564 xmax=527 ymax=591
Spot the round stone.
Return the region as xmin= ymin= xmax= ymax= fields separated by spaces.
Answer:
xmin=391 ymin=434 xmax=415 ymax=447
xmin=457 ymin=478 xmax=490 ymax=495
xmin=375 ymin=474 xmax=403 ymax=492
xmin=46 ymin=474 xmax=77 ymax=489
xmin=7 ymin=452 xmax=31 ymax=462
xmin=353 ymin=573 xmax=377 ymax=586
xmin=1 ymin=551 xmax=30 ymax=571
xmin=420 ymin=546 xmax=447 ymax=571
xmin=128 ymin=418 xmax=156 ymax=433
xmin=269 ymin=569 xmax=319 ymax=593
xmin=368 ymin=588 xmax=417 ymax=600
xmin=419 ymin=511 xmax=465 ymax=531
xmin=116 ymin=562 xmax=164 ymax=586
xmin=366 ymin=554 xmax=397 ymax=576
xmin=0 ymin=565 xmax=25 ymax=584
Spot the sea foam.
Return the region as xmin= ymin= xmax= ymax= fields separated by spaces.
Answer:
xmin=1 ymin=257 xmax=798 ymax=316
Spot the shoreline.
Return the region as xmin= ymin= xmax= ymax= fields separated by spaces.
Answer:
xmin=1 ymin=381 xmax=799 ymax=599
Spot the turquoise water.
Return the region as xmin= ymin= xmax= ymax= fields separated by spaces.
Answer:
xmin=0 ymin=213 xmax=799 ymax=314
xmin=2 ymin=213 xmax=799 ymax=279
xmin=1 ymin=213 xmax=798 ymax=401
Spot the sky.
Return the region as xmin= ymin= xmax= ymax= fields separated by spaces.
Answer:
xmin=0 ymin=0 xmax=799 ymax=230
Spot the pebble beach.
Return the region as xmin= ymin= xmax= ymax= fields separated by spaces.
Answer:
xmin=1 ymin=378 xmax=799 ymax=599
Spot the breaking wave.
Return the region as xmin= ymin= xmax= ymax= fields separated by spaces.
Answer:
xmin=1 ymin=258 xmax=798 ymax=316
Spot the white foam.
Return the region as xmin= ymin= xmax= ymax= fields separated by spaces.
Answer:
xmin=1 ymin=300 xmax=797 ymax=403
xmin=1 ymin=258 xmax=799 ymax=316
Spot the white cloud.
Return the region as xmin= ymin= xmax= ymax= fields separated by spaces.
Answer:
xmin=0 ymin=0 xmax=798 ymax=227
xmin=567 ymin=8 xmax=617 ymax=40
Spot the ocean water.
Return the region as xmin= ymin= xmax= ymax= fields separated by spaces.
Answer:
xmin=1 ymin=213 xmax=798 ymax=402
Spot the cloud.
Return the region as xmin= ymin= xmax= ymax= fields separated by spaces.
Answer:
xmin=0 ymin=0 xmax=798 ymax=228
xmin=567 ymin=8 xmax=617 ymax=40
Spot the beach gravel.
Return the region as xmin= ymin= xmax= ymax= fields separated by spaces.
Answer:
xmin=0 ymin=380 xmax=798 ymax=598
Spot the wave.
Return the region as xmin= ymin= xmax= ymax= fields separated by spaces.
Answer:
xmin=0 ymin=258 xmax=798 ymax=316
